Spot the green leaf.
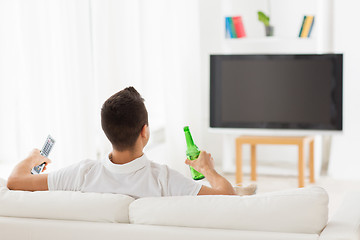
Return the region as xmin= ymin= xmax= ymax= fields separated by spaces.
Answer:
xmin=258 ymin=11 xmax=270 ymax=26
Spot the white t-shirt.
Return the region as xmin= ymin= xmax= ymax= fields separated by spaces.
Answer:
xmin=47 ymin=154 xmax=202 ymax=199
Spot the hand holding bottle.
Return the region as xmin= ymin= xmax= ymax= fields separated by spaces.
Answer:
xmin=186 ymin=150 xmax=236 ymax=195
xmin=183 ymin=126 xmax=205 ymax=180
xmin=185 ymin=151 xmax=215 ymax=176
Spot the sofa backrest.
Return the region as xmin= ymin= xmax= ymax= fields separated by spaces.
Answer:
xmin=0 ymin=186 xmax=135 ymax=223
xmin=0 ymin=176 xmax=329 ymax=234
xmin=129 ymin=186 xmax=329 ymax=234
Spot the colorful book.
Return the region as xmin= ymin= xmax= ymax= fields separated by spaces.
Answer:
xmin=307 ymin=16 xmax=315 ymax=37
xmin=229 ymin=17 xmax=237 ymax=38
xmin=298 ymin=16 xmax=306 ymax=37
xmin=225 ymin=17 xmax=232 ymax=38
xmin=300 ymin=16 xmax=314 ymax=38
xmin=232 ymin=16 xmax=246 ymax=38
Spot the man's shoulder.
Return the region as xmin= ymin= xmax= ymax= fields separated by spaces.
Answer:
xmin=57 ymin=159 xmax=100 ymax=174
xmin=70 ymin=158 xmax=99 ymax=167
xmin=143 ymin=156 xmax=190 ymax=180
xmin=147 ymin=160 xmax=184 ymax=178
xmin=148 ymin=160 xmax=166 ymax=172
xmin=147 ymin=159 xmax=179 ymax=180
xmin=47 ymin=159 xmax=101 ymax=191
xmin=78 ymin=159 xmax=101 ymax=170
xmin=79 ymin=158 xmax=99 ymax=165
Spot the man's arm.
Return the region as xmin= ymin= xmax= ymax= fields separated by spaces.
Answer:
xmin=7 ymin=149 xmax=50 ymax=191
xmin=185 ymin=151 xmax=235 ymax=196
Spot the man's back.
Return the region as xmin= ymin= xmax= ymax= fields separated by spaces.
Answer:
xmin=48 ymin=154 xmax=201 ymax=199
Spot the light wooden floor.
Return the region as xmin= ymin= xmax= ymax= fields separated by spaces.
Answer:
xmin=221 ymin=173 xmax=360 ymax=218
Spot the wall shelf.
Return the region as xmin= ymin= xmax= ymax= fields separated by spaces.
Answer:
xmin=217 ymin=37 xmax=321 ymax=54
xmin=223 ymin=37 xmax=316 ymax=42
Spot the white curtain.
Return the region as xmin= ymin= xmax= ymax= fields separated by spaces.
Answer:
xmin=0 ymin=0 xmax=201 ymax=177
xmin=0 ymin=0 xmax=98 ymax=172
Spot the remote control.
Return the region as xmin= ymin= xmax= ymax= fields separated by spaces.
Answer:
xmin=31 ymin=135 xmax=55 ymax=174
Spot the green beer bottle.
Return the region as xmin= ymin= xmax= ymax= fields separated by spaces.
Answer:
xmin=183 ymin=126 xmax=205 ymax=180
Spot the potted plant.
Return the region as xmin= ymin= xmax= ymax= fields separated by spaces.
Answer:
xmin=258 ymin=11 xmax=274 ymax=36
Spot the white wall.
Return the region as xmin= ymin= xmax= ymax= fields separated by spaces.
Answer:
xmin=328 ymin=0 xmax=360 ymax=180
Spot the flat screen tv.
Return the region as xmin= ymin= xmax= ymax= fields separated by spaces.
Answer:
xmin=210 ymin=54 xmax=343 ymax=131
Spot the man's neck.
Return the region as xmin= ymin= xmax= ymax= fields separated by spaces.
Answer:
xmin=109 ymin=148 xmax=143 ymax=165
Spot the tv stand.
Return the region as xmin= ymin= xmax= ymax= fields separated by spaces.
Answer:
xmin=235 ymin=135 xmax=315 ymax=188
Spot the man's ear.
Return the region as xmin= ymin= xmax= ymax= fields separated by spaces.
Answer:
xmin=140 ymin=124 xmax=149 ymax=138
xmin=140 ymin=124 xmax=150 ymax=147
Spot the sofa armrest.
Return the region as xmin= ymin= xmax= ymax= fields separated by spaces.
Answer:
xmin=320 ymin=192 xmax=360 ymax=240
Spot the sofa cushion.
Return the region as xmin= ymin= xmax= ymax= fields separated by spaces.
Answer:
xmin=129 ymin=186 xmax=328 ymax=234
xmin=0 ymin=187 xmax=134 ymax=223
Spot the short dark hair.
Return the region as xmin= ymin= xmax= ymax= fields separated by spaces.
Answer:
xmin=101 ymin=87 xmax=148 ymax=151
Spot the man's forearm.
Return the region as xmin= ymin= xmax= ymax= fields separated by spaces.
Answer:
xmin=11 ymin=157 xmax=35 ymax=176
xmin=7 ymin=150 xmax=49 ymax=191
xmin=203 ymin=169 xmax=235 ymax=195
xmin=185 ymin=151 xmax=236 ymax=195
xmin=7 ymin=157 xmax=35 ymax=189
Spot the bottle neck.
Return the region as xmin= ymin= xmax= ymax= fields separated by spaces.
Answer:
xmin=184 ymin=131 xmax=195 ymax=148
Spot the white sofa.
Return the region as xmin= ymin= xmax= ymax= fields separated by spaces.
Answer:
xmin=0 ymin=178 xmax=359 ymax=240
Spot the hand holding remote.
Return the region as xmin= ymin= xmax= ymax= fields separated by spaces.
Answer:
xmin=31 ymin=135 xmax=55 ymax=174
xmin=29 ymin=149 xmax=51 ymax=172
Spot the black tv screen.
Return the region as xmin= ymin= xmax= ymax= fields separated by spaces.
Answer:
xmin=210 ymin=54 xmax=343 ymax=130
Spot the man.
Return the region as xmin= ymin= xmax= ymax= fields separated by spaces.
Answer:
xmin=7 ymin=87 xmax=255 ymax=198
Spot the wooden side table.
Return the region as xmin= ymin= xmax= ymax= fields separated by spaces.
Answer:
xmin=235 ymin=136 xmax=315 ymax=188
